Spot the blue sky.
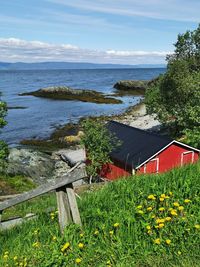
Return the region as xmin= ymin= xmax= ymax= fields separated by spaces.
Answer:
xmin=0 ymin=0 xmax=199 ymax=64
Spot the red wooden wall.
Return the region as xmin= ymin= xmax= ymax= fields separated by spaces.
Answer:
xmin=137 ymin=143 xmax=199 ymax=174
xmin=100 ymin=162 xmax=131 ymax=180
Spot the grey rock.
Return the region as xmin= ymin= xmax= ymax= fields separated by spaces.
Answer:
xmin=6 ymin=148 xmax=55 ymax=184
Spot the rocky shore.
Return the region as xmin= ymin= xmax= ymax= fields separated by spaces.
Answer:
xmin=20 ymin=86 xmax=122 ymax=104
xmin=5 ymin=79 xmax=161 ymax=185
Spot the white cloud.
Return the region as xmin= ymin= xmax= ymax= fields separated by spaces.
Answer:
xmin=0 ymin=38 xmax=170 ymax=64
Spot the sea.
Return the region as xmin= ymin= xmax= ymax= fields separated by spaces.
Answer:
xmin=0 ymin=68 xmax=165 ymax=145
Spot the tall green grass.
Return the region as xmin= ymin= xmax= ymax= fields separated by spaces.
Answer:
xmin=0 ymin=163 xmax=200 ymax=267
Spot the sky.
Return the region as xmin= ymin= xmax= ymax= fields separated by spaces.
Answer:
xmin=0 ymin=0 xmax=199 ymax=64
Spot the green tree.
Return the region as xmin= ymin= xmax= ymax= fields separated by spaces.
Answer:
xmin=81 ymin=119 xmax=120 ymax=183
xmin=0 ymin=95 xmax=8 ymax=169
xmin=145 ymin=24 xmax=200 ymax=148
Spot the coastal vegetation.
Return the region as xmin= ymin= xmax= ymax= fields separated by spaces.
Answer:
xmin=20 ymin=86 xmax=122 ymax=104
xmin=0 ymin=163 xmax=199 ymax=266
xmin=0 ymin=93 xmax=8 ymax=170
xmin=80 ymin=119 xmax=120 ymax=183
xmin=145 ymin=24 xmax=200 ymax=148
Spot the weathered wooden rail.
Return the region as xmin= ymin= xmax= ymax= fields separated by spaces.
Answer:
xmin=0 ymin=163 xmax=87 ymax=233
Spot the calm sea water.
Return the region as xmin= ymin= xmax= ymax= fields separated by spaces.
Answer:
xmin=0 ymin=68 xmax=165 ymax=145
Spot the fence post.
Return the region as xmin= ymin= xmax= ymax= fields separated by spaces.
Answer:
xmin=0 ymin=211 xmax=2 ymax=223
xmin=56 ymin=183 xmax=82 ymax=233
xmin=66 ymin=184 xmax=82 ymax=226
xmin=56 ymin=186 xmax=72 ymax=233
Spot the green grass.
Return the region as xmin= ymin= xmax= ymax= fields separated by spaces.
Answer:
xmin=0 ymin=173 xmax=35 ymax=195
xmin=0 ymin=163 xmax=200 ymax=267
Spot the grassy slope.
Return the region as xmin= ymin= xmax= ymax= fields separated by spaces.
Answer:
xmin=0 ymin=163 xmax=200 ymax=267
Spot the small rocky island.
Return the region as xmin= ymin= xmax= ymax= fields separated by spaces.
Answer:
xmin=113 ymin=80 xmax=149 ymax=95
xmin=20 ymin=86 xmax=122 ymax=104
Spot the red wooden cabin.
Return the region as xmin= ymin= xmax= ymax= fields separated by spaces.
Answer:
xmin=101 ymin=121 xmax=199 ymax=180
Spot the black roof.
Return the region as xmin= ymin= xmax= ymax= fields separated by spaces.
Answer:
xmin=107 ymin=121 xmax=172 ymax=169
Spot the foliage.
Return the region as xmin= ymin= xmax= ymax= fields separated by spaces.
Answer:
xmin=167 ymin=24 xmax=200 ymax=70
xmin=80 ymin=119 xmax=120 ymax=182
xmin=0 ymin=163 xmax=200 ymax=266
xmin=145 ymin=25 xmax=200 ymax=146
xmin=0 ymin=96 xmax=8 ymax=169
xmin=184 ymin=126 xmax=200 ymax=148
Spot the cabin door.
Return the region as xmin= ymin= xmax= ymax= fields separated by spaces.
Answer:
xmin=144 ymin=158 xmax=159 ymax=174
xmin=181 ymin=151 xmax=194 ymax=166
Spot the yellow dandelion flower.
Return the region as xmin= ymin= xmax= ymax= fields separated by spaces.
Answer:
xmin=151 ymin=214 xmax=156 ymax=218
xmin=166 ymin=239 xmax=171 ymax=245
xmin=137 ymin=210 xmax=144 ymax=215
xmin=171 ymin=209 xmax=178 ymax=216
xmin=195 ymin=224 xmax=200 ymax=229
xmin=156 ymin=218 xmax=165 ymax=224
xmin=32 ymin=242 xmax=40 ymax=248
xmin=109 ymin=230 xmax=114 ymax=236
xmin=146 ymin=225 xmax=151 ymax=230
xmin=52 ymin=236 xmax=57 ymax=241
xmin=184 ymin=199 xmax=191 ymax=203
xmin=94 ymin=230 xmax=99 ymax=236
xmin=169 ymin=192 xmax=173 ymax=196
xmin=178 ymin=206 xmax=184 ymax=211
xmin=159 ymin=197 xmax=164 ymax=202
xmin=158 ymin=223 xmax=164 ymax=229
xmin=168 ymin=207 xmax=173 ymax=211
xmin=78 ymin=243 xmax=84 ymax=249
xmin=147 ymin=206 xmax=153 ymax=211
xmin=75 ymin=258 xmax=82 ymax=264
xmin=80 ymin=233 xmax=84 ymax=238
xmin=113 ymin=222 xmax=120 ymax=228
xmin=4 ymin=251 xmax=9 ymax=255
xmin=61 ymin=242 xmax=70 ymax=252
xmin=165 ymin=195 xmax=170 ymax=199
xmin=3 ymin=255 xmax=9 ymax=260
xmin=137 ymin=205 xmax=142 ymax=209
xmin=173 ymin=202 xmax=179 ymax=207
xmin=160 ymin=194 xmax=166 ymax=198
xmin=148 ymin=194 xmax=156 ymax=200
xmin=154 ymin=238 xmax=161 ymax=244
xmin=159 ymin=207 xmax=165 ymax=212
xmin=165 ymin=217 xmax=172 ymax=222
xmin=155 ymin=225 xmax=159 ymax=229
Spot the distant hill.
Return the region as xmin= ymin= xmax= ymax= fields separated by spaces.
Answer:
xmin=0 ymin=61 xmax=166 ymax=70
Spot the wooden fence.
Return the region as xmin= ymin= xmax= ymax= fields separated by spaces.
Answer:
xmin=0 ymin=163 xmax=87 ymax=233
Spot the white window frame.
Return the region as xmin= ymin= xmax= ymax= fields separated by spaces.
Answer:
xmin=181 ymin=151 xmax=194 ymax=166
xmin=144 ymin=157 xmax=159 ymax=174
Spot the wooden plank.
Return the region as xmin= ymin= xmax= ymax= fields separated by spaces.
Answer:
xmin=0 ymin=167 xmax=86 ymax=212
xmin=66 ymin=184 xmax=82 ymax=226
xmin=0 ymin=211 xmax=2 ymax=223
xmin=56 ymin=186 xmax=72 ymax=233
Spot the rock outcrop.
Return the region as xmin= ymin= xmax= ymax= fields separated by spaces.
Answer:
xmin=6 ymin=148 xmax=71 ymax=184
xmin=113 ymin=80 xmax=148 ymax=95
xmin=20 ymin=86 xmax=122 ymax=104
